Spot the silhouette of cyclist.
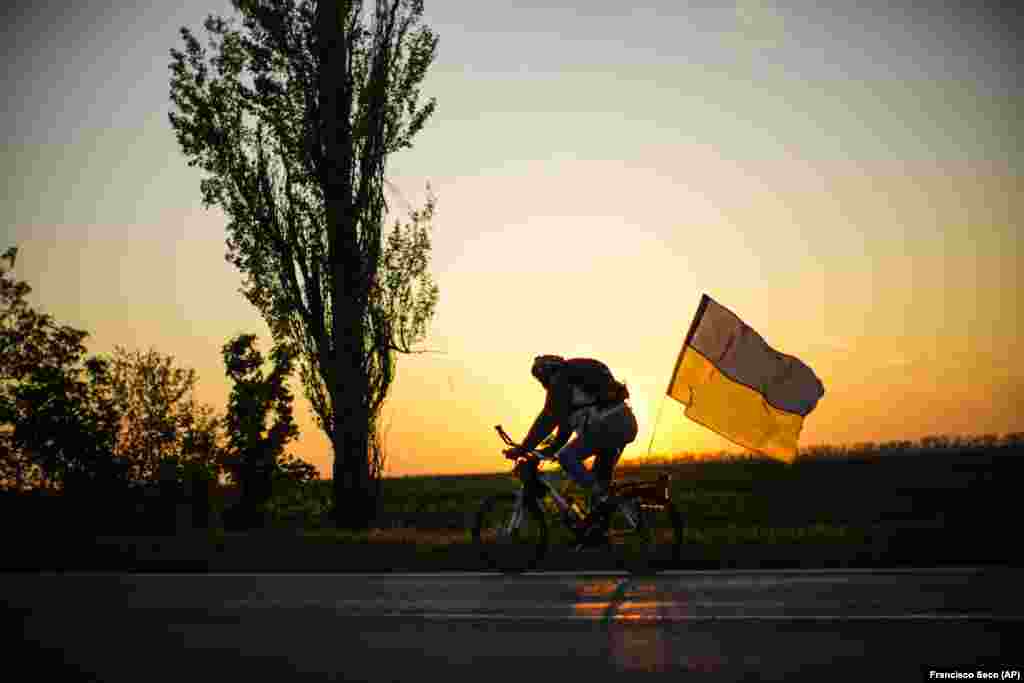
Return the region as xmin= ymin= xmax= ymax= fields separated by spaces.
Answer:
xmin=504 ymin=355 xmax=638 ymax=517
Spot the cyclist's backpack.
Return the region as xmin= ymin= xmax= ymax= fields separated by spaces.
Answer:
xmin=562 ymin=358 xmax=630 ymax=408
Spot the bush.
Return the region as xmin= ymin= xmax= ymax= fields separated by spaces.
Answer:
xmin=266 ymin=479 xmax=331 ymax=528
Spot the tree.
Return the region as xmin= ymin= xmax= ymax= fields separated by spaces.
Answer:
xmin=168 ymin=0 xmax=440 ymax=528
xmin=104 ymin=346 xmax=224 ymax=484
xmin=220 ymin=333 xmax=304 ymax=525
xmin=7 ymin=358 xmax=126 ymax=493
xmin=0 ymin=247 xmax=123 ymax=493
xmin=0 ymin=245 xmax=224 ymax=537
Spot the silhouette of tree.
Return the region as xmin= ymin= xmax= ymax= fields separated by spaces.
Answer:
xmin=0 ymin=247 xmax=127 ymax=493
xmin=220 ymin=333 xmax=309 ymax=526
xmin=168 ymin=0 xmax=440 ymax=528
xmin=103 ymin=346 xmax=224 ymax=484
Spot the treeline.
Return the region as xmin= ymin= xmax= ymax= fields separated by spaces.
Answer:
xmin=627 ymin=432 xmax=1024 ymax=467
xmin=0 ymin=246 xmax=316 ymax=532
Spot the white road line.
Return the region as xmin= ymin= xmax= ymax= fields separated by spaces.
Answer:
xmin=328 ymin=567 xmax=993 ymax=578
xmin=214 ymin=611 xmax=1023 ymax=621
xmin=59 ymin=565 xmax=995 ymax=577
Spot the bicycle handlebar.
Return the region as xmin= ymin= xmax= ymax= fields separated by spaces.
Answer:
xmin=494 ymin=424 xmax=516 ymax=446
xmin=494 ymin=424 xmax=551 ymax=461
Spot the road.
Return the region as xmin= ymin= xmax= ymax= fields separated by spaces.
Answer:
xmin=8 ymin=568 xmax=1021 ymax=681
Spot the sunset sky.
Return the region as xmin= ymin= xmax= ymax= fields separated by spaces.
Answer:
xmin=3 ymin=1 xmax=1021 ymax=477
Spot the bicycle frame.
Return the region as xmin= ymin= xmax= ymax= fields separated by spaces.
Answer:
xmin=498 ymin=426 xmax=572 ymax=502
xmin=512 ymin=456 xmax=573 ymax=514
xmin=495 ymin=425 xmax=641 ymax=531
xmin=480 ymin=425 xmax=682 ymax=573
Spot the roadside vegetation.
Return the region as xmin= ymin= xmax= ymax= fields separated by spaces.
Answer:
xmin=8 ymin=430 xmax=1015 ymax=571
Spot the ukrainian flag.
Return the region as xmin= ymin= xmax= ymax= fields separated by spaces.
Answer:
xmin=668 ymin=294 xmax=825 ymax=462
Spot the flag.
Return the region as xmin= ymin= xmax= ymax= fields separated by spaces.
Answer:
xmin=667 ymin=294 xmax=824 ymax=462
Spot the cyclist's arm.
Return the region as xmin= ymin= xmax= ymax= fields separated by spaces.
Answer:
xmin=538 ymin=424 xmax=571 ymax=457
xmin=520 ymin=373 xmax=572 ymax=452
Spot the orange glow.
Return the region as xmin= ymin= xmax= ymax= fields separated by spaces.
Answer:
xmin=572 ymin=579 xmax=675 ymax=672
xmin=4 ymin=3 xmax=1019 ymax=479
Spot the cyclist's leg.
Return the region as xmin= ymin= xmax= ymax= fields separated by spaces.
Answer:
xmin=592 ymin=445 xmax=624 ymax=491
xmin=555 ymin=435 xmax=598 ymax=491
xmin=586 ymin=404 xmax=637 ymax=494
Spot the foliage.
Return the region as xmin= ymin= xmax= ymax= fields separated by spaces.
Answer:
xmin=276 ymin=451 xmax=319 ymax=484
xmin=168 ymin=0 xmax=440 ymax=528
xmin=790 ymin=432 xmax=1021 ymax=462
xmin=368 ymin=408 xmax=393 ymax=498
xmin=0 ymin=247 xmax=124 ymax=492
xmin=266 ymin=473 xmax=331 ymax=526
xmin=0 ymin=247 xmax=222 ymax=494
xmin=218 ymin=333 xmax=320 ymax=528
xmin=219 ymin=333 xmax=306 ymax=484
xmin=102 ymin=345 xmax=224 ymax=483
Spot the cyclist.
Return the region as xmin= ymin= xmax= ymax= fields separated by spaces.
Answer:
xmin=503 ymin=355 xmax=638 ymax=536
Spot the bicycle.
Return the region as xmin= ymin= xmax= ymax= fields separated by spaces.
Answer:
xmin=472 ymin=424 xmax=683 ymax=574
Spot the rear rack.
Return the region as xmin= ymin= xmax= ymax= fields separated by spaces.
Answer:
xmin=612 ymin=473 xmax=672 ymax=505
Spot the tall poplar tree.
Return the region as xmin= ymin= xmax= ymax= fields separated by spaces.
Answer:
xmin=168 ymin=0 xmax=439 ymax=527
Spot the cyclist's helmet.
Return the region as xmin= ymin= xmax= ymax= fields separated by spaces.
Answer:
xmin=531 ymin=354 xmax=565 ymax=387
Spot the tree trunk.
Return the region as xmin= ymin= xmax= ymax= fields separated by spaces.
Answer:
xmin=328 ymin=293 xmax=374 ymax=529
xmin=329 ymin=349 xmax=375 ymax=530
xmin=318 ymin=0 xmax=378 ymax=531
xmin=330 ymin=415 xmax=373 ymax=530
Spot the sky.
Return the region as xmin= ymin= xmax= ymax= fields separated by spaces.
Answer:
xmin=2 ymin=0 xmax=1021 ymax=477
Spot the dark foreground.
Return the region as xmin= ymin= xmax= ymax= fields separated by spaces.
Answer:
xmin=8 ymin=568 xmax=1022 ymax=681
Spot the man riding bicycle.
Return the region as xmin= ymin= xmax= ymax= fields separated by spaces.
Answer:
xmin=503 ymin=355 xmax=639 ymax=534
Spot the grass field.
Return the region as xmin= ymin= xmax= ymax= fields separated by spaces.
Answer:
xmin=6 ymin=433 xmax=1020 ymax=571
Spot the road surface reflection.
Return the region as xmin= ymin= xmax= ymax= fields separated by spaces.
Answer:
xmin=573 ymin=577 xmax=726 ymax=674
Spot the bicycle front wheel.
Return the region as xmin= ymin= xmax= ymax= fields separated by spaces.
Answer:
xmin=473 ymin=493 xmax=548 ymax=573
xmin=605 ymin=496 xmax=683 ymax=575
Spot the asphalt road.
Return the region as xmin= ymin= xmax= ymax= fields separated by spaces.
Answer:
xmin=8 ymin=568 xmax=1022 ymax=682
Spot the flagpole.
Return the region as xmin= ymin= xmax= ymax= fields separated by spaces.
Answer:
xmin=666 ymin=293 xmax=710 ymax=396
xmin=645 ymin=395 xmax=667 ymax=459
xmin=647 ymin=293 xmax=712 ymax=459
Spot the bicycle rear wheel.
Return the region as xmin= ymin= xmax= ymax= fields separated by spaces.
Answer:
xmin=604 ymin=496 xmax=683 ymax=575
xmin=473 ymin=493 xmax=548 ymax=573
